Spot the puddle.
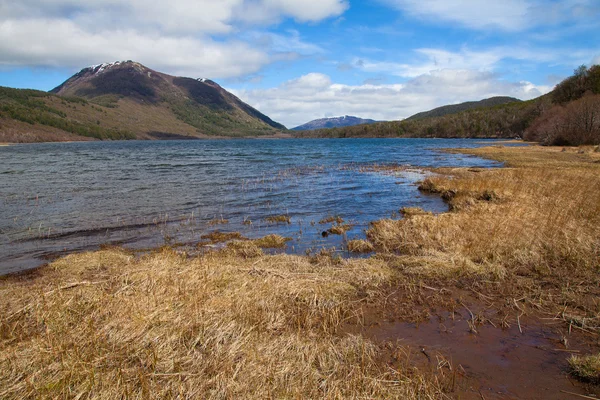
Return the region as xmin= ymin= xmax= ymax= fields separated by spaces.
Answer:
xmin=349 ymin=308 xmax=600 ymax=399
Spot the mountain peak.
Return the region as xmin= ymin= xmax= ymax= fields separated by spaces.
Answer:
xmin=292 ymin=115 xmax=378 ymax=131
xmin=44 ymin=61 xmax=285 ymax=137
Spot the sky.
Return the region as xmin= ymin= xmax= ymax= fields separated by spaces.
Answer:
xmin=0 ymin=0 xmax=599 ymax=128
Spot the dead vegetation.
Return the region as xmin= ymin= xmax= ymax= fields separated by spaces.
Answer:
xmin=207 ymin=217 xmax=229 ymax=227
xmin=319 ymin=216 xmax=344 ymax=225
xmin=569 ymin=354 xmax=600 ymax=384
xmin=347 ymin=240 xmax=375 ymax=254
xmin=367 ymin=145 xmax=600 ymax=321
xmin=264 ymin=214 xmax=291 ymax=224
xmin=399 ymin=207 xmax=433 ymax=218
xmin=327 ymin=224 xmax=353 ymax=235
xmin=0 ymin=246 xmax=446 ymax=399
xmin=200 ymin=231 xmax=245 ymax=244
xmin=251 ymin=234 xmax=292 ymax=249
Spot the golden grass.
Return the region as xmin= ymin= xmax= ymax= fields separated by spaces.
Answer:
xmin=264 ymin=215 xmax=291 ymax=224
xmin=200 ymin=231 xmax=245 ymax=244
xmin=328 ymin=224 xmax=352 ymax=235
xmin=569 ymin=354 xmax=600 ymax=383
xmin=251 ymin=234 xmax=292 ymax=249
xmin=347 ymin=240 xmax=374 ymax=254
xmin=207 ymin=218 xmax=229 ymax=227
xmin=399 ymin=207 xmax=433 ymax=218
xmin=0 ymin=247 xmax=447 ymax=399
xmin=319 ymin=216 xmax=345 ymax=225
xmin=367 ymin=145 xmax=600 ymax=314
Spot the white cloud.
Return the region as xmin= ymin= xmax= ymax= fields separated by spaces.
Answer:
xmin=354 ymin=48 xmax=503 ymax=78
xmin=353 ymin=46 xmax=597 ymax=78
xmin=1 ymin=0 xmax=347 ymax=34
xmin=0 ymin=19 xmax=269 ymax=78
xmin=231 ymin=70 xmax=551 ymax=128
xmin=0 ymin=0 xmax=346 ymax=76
xmin=593 ymin=55 xmax=600 ymax=66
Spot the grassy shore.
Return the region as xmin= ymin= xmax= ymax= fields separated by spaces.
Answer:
xmin=1 ymin=144 xmax=600 ymax=398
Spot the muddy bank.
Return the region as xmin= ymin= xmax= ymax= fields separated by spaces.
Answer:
xmin=347 ymin=298 xmax=600 ymax=399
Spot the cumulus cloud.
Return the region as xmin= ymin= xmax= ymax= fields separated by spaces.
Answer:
xmin=231 ymin=70 xmax=551 ymax=128
xmin=0 ymin=0 xmax=345 ymax=76
xmin=0 ymin=19 xmax=269 ymax=78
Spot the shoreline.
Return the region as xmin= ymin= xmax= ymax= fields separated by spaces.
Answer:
xmin=1 ymin=144 xmax=599 ymax=398
xmin=0 ymin=135 xmax=522 ymax=144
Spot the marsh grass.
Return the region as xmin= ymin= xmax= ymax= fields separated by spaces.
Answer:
xmin=569 ymin=354 xmax=600 ymax=383
xmin=320 ymin=216 xmax=344 ymax=225
xmin=328 ymin=224 xmax=352 ymax=235
xmin=251 ymin=234 xmax=291 ymax=249
xmin=347 ymin=240 xmax=374 ymax=254
xmin=200 ymin=231 xmax=245 ymax=244
xmin=368 ymin=145 xmax=600 ymax=317
xmin=0 ymin=247 xmax=446 ymax=399
xmin=264 ymin=215 xmax=291 ymax=224
xmin=399 ymin=207 xmax=433 ymax=218
xmin=207 ymin=217 xmax=229 ymax=227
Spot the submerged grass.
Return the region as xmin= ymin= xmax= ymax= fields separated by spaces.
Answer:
xmin=264 ymin=215 xmax=291 ymax=224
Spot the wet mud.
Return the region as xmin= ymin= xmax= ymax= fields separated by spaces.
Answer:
xmin=350 ymin=306 xmax=600 ymax=399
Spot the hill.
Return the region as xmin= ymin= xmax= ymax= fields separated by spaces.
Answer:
xmin=406 ymin=96 xmax=521 ymax=121
xmin=295 ymin=65 xmax=600 ymax=145
xmin=0 ymin=61 xmax=285 ymax=142
xmin=292 ymin=116 xmax=377 ymax=131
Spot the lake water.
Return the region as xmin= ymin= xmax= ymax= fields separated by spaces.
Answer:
xmin=0 ymin=139 xmax=504 ymax=275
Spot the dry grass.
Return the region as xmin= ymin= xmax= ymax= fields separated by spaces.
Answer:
xmin=0 ymin=247 xmax=447 ymax=399
xmin=328 ymin=224 xmax=352 ymax=235
xmin=367 ymin=145 xmax=600 ymax=316
xmin=347 ymin=240 xmax=375 ymax=254
xmin=264 ymin=215 xmax=291 ymax=224
xmin=251 ymin=234 xmax=292 ymax=249
xmin=200 ymin=231 xmax=245 ymax=244
xmin=320 ymin=216 xmax=345 ymax=225
xmin=207 ymin=218 xmax=229 ymax=227
xmin=569 ymin=354 xmax=600 ymax=383
xmin=399 ymin=207 xmax=433 ymax=218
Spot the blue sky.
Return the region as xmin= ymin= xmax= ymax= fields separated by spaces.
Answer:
xmin=0 ymin=0 xmax=598 ymax=128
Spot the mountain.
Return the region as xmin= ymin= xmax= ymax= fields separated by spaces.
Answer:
xmin=294 ymin=97 xmax=541 ymax=139
xmin=406 ymin=97 xmax=522 ymax=121
xmin=292 ymin=116 xmax=377 ymax=131
xmin=0 ymin=61 xmax=285 ymax=143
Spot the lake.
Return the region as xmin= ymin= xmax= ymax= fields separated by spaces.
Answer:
xmin=0 ymin=138 xmax=504 ymax=275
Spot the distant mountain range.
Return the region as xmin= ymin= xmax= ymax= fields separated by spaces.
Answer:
xmin=293 ymin=95 xmax=531 ymax=139
xmin=292 ymin=116 xmax=377 ymax=131
xmin=405 ymin=96 xmax=522 ymax=121
xmin=0 ymin=61 xmax=286 ymax=142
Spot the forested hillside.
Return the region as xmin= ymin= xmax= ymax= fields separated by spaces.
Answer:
xmin=296 ymin=65 xmax=600 ymax=145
